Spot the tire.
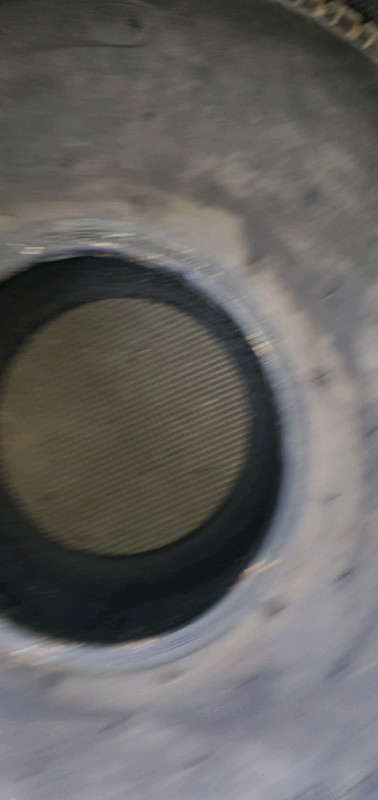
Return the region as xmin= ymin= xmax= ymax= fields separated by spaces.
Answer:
xmin=0 ymin=1 xmax=377 ymax=799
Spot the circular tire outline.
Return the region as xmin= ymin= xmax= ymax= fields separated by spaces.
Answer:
xmin=0 ymin=218 xmax=308 ymax=669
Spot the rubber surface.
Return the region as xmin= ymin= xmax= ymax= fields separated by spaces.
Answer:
xmin=0 ymin=0 xmax=376 ymax=798
xmin=0 ymin=252 xmax=280 ymax=643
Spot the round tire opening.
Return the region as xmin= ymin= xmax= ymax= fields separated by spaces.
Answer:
xmin=0 ymin=253 xmax=281 ymax=644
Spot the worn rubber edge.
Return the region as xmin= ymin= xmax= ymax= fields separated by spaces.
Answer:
xmin=272 ymin=0 xmax=378 ymax=61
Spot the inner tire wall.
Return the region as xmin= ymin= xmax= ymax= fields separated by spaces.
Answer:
xmin=0 ymin=253 xmax=280 ymax=644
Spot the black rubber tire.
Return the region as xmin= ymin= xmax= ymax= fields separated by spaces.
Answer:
xmin=0 ymin=253 xmax=280 ymax=643
xmin=0 ymin=1 xmax=376 ymax=799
